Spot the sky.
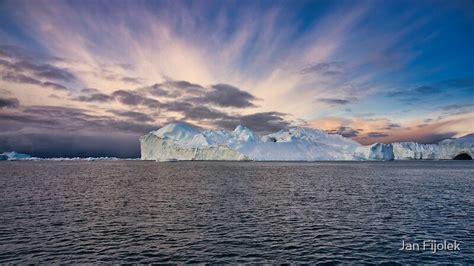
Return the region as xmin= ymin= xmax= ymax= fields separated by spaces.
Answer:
xmin=0 ymin=0 xmax=473 ymax=158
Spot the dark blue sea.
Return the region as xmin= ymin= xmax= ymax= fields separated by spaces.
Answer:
xmin=0 ymin=161 xmax=473 ymax=263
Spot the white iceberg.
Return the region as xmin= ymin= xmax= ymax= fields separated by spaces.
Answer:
xmin=0 ymin=151 xmax=138 ymax=161
xmin=0 ymin=151 xmax=39 ymax=161
xmin=140 ymin=123 xmax=474 ymax=161
xmin=140 ymin=123 xmax=362 ymax=161
xmin=392 ymin=142 xmax=439 ymax=160
xmin=439 ymin=134 xmax=474 ymax=160
xmin=354 ymin=143 xmax=394 ymax=161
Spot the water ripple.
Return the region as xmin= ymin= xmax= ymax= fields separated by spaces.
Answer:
xmin=0 ymin=161 xmax=473 ymax=263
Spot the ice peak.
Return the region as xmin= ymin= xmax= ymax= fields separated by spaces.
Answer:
xmin=233 ymin=125 xmax=258 ymax=142
xmin=153 ymin=123 xmax=200 ymax=141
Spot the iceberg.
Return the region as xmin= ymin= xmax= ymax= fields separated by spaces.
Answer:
xmin=392 ymin=142 xmax=439 ymax=160
xmin=0 ymin=151 xmax=138 ymax=161
xmin=354 ymin=143 xmax=394 ymax=161
xmin=140 ymin=123 xmax=474 ymax=161
xmin=140 ymin=123 xmax=362 ymax=161
xmin=439 ymin=134 xmax=474 ymax=160
xmin=0 ymin=151 xmax=38 ymax=161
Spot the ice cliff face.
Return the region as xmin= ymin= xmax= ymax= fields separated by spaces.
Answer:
xmin=140 ymin=123 xmax=362 ymax=161
xmin=438 ymin=134 xmax=474 ymax=160
xmin=140 ymin=123 xmax=474 ymax=161
xmin=354 ymin=143 xmax=394 ymax=161
xmin=139 ymin=123 xmax=250 ymax=161
xmin=392 ymin=142 xmax=439 ymax=160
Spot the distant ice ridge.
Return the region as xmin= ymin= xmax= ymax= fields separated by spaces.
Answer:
xmin=0 ymin=151 xmax=36 ymax=161
xmin=140 ymin=123 xmax=474 ymax=161
xmin=0 ymin=151 xmax=138 ymax=161
xmin=439 ymin=133 xmax=474 ymax=160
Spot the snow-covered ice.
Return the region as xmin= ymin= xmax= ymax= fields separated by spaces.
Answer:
xmin=0 ymin=151 xmax=138 ymax=161
xmin=392 ymin=142 xmax=439 ymax=160
xmin=439 ymin=134 xmax=474 ymax=160
xmin=140 ymin=123 xmax=474 ymax=161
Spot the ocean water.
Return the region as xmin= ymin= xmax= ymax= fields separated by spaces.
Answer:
xmin=0 ymin=161 xmax=473 ymax=263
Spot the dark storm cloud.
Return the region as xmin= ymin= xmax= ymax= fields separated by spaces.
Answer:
xmin=367 ymin=132 xmax=389 ymax=138
xmin=317 ymin=98 xmax=354 ymax=105
xmin=301 ymin=61 xmax=344 ymax=76
xmin=0 ymin=132 xmax=142 ymax=158
xmin=214 ymin=112 xmax=290 ymax=134
xmin=0 ymin=97 xmax=20 ymax=109
xmin=112 ymin=90 xmax=161 ymax=108
xmin=144 ymin=81 xmax=257 ymax=108
xmin=325 ymin=126 xmax=359 ymax=137
xmin=160 ymin=100 xmax=230 ymax=120
xmin=109 ymin=110 xmax=154 ymax=122
xmin=184 ymin=106 xmax=231 ymax=120
xmin=188 ymin=84 xmax=257 ymax=108
xmin=0 ymin=105 xmax=159 ymax=157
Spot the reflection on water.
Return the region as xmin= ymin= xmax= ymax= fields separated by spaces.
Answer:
xmin=0 ymin=161 xmax=473 ymax=263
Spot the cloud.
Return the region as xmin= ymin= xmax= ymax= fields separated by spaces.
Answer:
xmin=74 ymin=93 xmax=112 ymax=102
xmin=387 ymin=85 xmax=441 ymax=98
xmin=301 ymin=61 xmax=344 ymax=76
xmin=42 ymin=81 xmax=67 ymax=90
xmin=144 ymin=81 xmax=257 ymax=108
xmin=0 ymin=1 xmax=472 ymax=156
xmin=367 ymin=132 xmax=389 ymax=138
xmin=325 ymin=126 xmax=359 ymax=137
xmin=143 ymin=81 xmax=202 ymax=98
xmin=0 ymin=132 xmax=142 ymax=158
xmin=307 ymin=114 xmax=473 ymax=144
xmin=2 ymin=72 xmax=42 ymax=86
xmin=120 ymin=77 xmax=142 ymax=84
xmin=388 ymin=77 xmax=474 ymax=102
xmin=214 ymin=112 xmax=290 ymax=134
xmin=317 ymin=97 xmax=354 ymax=105
xmin=0 ymin=106 xmax=158 ymax=157
xmin=441 ymin=103 xmax=473 ymax=115
xmin=0 ymin=45 xmax=75 ymax=94
xmin=385 ymin=123 xmax=401 ymax=129
xmin=0 ymin=97 xmax=20 ymax=109
xmin=109 ymin=110 xmax=154 ymax=123
xmin=2 ymin=72 xmax=68 ymax=90
xmin=11 ymin=60 xmax=75 ymax=82
xmin=112 ymin=90 xmax=160 ymax=108
xmin=188 ymin=84 xmax=257 ymax=108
